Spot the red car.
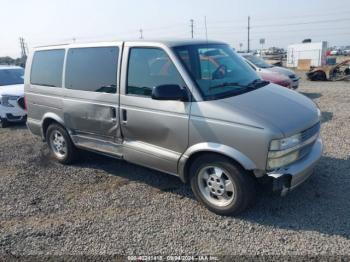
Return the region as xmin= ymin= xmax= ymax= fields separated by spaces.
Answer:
xmin=258 ymin=70 xmax=293 ymax=88
xmin=243 ymin=58 xmax=293 ymax=88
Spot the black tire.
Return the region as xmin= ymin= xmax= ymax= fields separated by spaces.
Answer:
xmin=312 ymin=71 xmax=327 ymax=81
xmin=46 ymin=123 xmax=76 ymax=164
xmin=0 ymin=118 xmax=8 ymax=128
xmin=190 ymin=154 xmax=256 ymax=216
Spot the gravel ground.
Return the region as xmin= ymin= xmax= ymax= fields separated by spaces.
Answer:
xmin=0 ymin=77 xmax=350 ymax=257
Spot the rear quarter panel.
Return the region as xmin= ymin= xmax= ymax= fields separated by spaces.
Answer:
xmin=24 ymin=48 xmax=65 ymax=137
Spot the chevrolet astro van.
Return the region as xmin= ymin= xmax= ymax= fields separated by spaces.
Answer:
xmin=25 ymin=40 xmax=323 ymax=215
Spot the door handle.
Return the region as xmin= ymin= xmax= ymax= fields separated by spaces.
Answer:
xmin=122 ymin=109 xmax=127 ymax=125
xmin=110 ymin=107 xmax=117 ymax=123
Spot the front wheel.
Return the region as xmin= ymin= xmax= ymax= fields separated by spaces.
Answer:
xmin=190 ymin=154 xmax=256 ymax=216
xmin=46 ymin=124 xmax=76 ymax=164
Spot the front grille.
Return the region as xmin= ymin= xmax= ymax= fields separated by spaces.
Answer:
xmin=17 ymin=97 xmax=25 ymax=110
xmin=299 ymin=142 xmax=314 ymax=160
xmin=296 ymin=122 xmax=320 ymax=162
xmin=301 ymin=122 xmax=320 ymax=142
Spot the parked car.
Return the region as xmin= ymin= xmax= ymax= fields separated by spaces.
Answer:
xmin=242 ymin=54 xmax=300 ymax=89
xmin=244 ymin=59 xmax=292 ymax=88
xmin=25 ymin=40 xmax=322 ymax=215
xmin=330 ymin=49 xmax=341 ymax=56
xmin=0 ymin=65 xmax=27 ymax=128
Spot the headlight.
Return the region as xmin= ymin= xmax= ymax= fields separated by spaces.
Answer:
xmin=269 ymin=133 xmax=302 ymax=151
xmin=268 ymin=133 xmax=303 ymax=170
xmin=267 ymin=150 xmax=299 ymax=170
xmin=0 ymin=95 xmax=15 ymax=107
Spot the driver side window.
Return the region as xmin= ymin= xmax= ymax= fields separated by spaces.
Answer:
xmin=127 ymin=47 xmax=184 ymax=97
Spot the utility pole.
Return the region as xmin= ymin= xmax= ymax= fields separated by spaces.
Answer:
xmin=190 ymin=19 xmax=194 ymax=39
xmin=19 ymin=37 xmax=24 ymax=58
xmin=19 ymin=38 xmax=22 ymax=57
xmin=19 ymin=37 xmax=28 ymax=59
xmin=139 ymin=29 xmax=143 ymax=39
xmin=19 ymin=37 xmax=28 ymax=67
xmin=204 ymin=16 xmax=208 ymax=40
xmin=247 ymin=16 xmax=251 ymax=53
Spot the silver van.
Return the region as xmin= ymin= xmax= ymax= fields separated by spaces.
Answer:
xmin=25 ymin=40 xmax=323 ymax=215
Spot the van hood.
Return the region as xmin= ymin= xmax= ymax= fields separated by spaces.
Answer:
xmin=203 ymin=84 xmax=320 ymax=137
xmin=0 ymin=84 xmax=24 ymax=97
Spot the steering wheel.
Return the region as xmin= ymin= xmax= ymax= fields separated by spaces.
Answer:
xmin=212 ymin=64 xmax=227 ymax=79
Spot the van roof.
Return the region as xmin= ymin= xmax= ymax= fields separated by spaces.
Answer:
xmin=34 ymin=39 xmax=227 ymax=50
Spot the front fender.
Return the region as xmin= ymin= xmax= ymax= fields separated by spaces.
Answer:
xmin=178 ymin=142 xmax=257 ymax=182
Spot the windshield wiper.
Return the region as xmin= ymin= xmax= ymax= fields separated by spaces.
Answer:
xmin=209 ymin=79 xmax=269 ymax=91
xmin=209 ymin=82 xmax=248 ymax=91
xmin=246 ymin=79 xmax=269 ymax=88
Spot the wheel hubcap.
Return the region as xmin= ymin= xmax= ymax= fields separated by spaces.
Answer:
xmin=49 ymin=130 xmax=67 ymax=159
xmin=198 ymin=166 xmax=235 ymax=207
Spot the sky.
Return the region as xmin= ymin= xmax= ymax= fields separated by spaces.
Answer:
xmin=1 ymin=0 xmax=350 ymax=58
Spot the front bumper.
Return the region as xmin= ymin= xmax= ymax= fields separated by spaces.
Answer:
xmin=6 ymin=113 xmax=27 ymax=122
xmin=267 ymin=137 xmax=323 ymax=196
xmin=0 ymin=105 xmax=26 ymax=122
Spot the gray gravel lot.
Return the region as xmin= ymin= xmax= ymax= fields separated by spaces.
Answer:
xmin=0 ymin=77 xmax=350 ymax=256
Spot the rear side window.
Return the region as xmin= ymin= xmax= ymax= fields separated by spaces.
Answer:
xmin=65 ymin=47 xmax=119 ymax=93
xmin=31 ymin=49 xmax=65 ymax=87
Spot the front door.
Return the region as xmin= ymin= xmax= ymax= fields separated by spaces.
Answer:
xmin=119 ymin=45 xmax=190 ymax=174
xmin=63 ymin=44 xmax=123 ymax=156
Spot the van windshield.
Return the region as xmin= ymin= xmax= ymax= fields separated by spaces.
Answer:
xmin=0 ymin=68 xmax=24 ymax=86
xmin=174 ymin=44 xmax=267 ymax=100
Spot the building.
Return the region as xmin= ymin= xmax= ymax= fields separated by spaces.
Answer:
xmin=286 ymin=41 xmax=328 ymax=68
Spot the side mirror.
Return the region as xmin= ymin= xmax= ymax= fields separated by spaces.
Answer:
xmin=152 ymin=84 xmax=188 ymax=102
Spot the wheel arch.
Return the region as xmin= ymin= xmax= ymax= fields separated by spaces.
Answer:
xmin=41 ymin=113 xmax=66 ymax=140
xmin=178 ymin=143 xmax=257 ymax=183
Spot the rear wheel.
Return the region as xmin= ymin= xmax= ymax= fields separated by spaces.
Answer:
xmin=0 ymin=118 xmax=8 ymax=128
xmin=190 ymin=154 xmax=256 ymax=215
xmin=46 ymin=124 xmax=76 ymax=164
